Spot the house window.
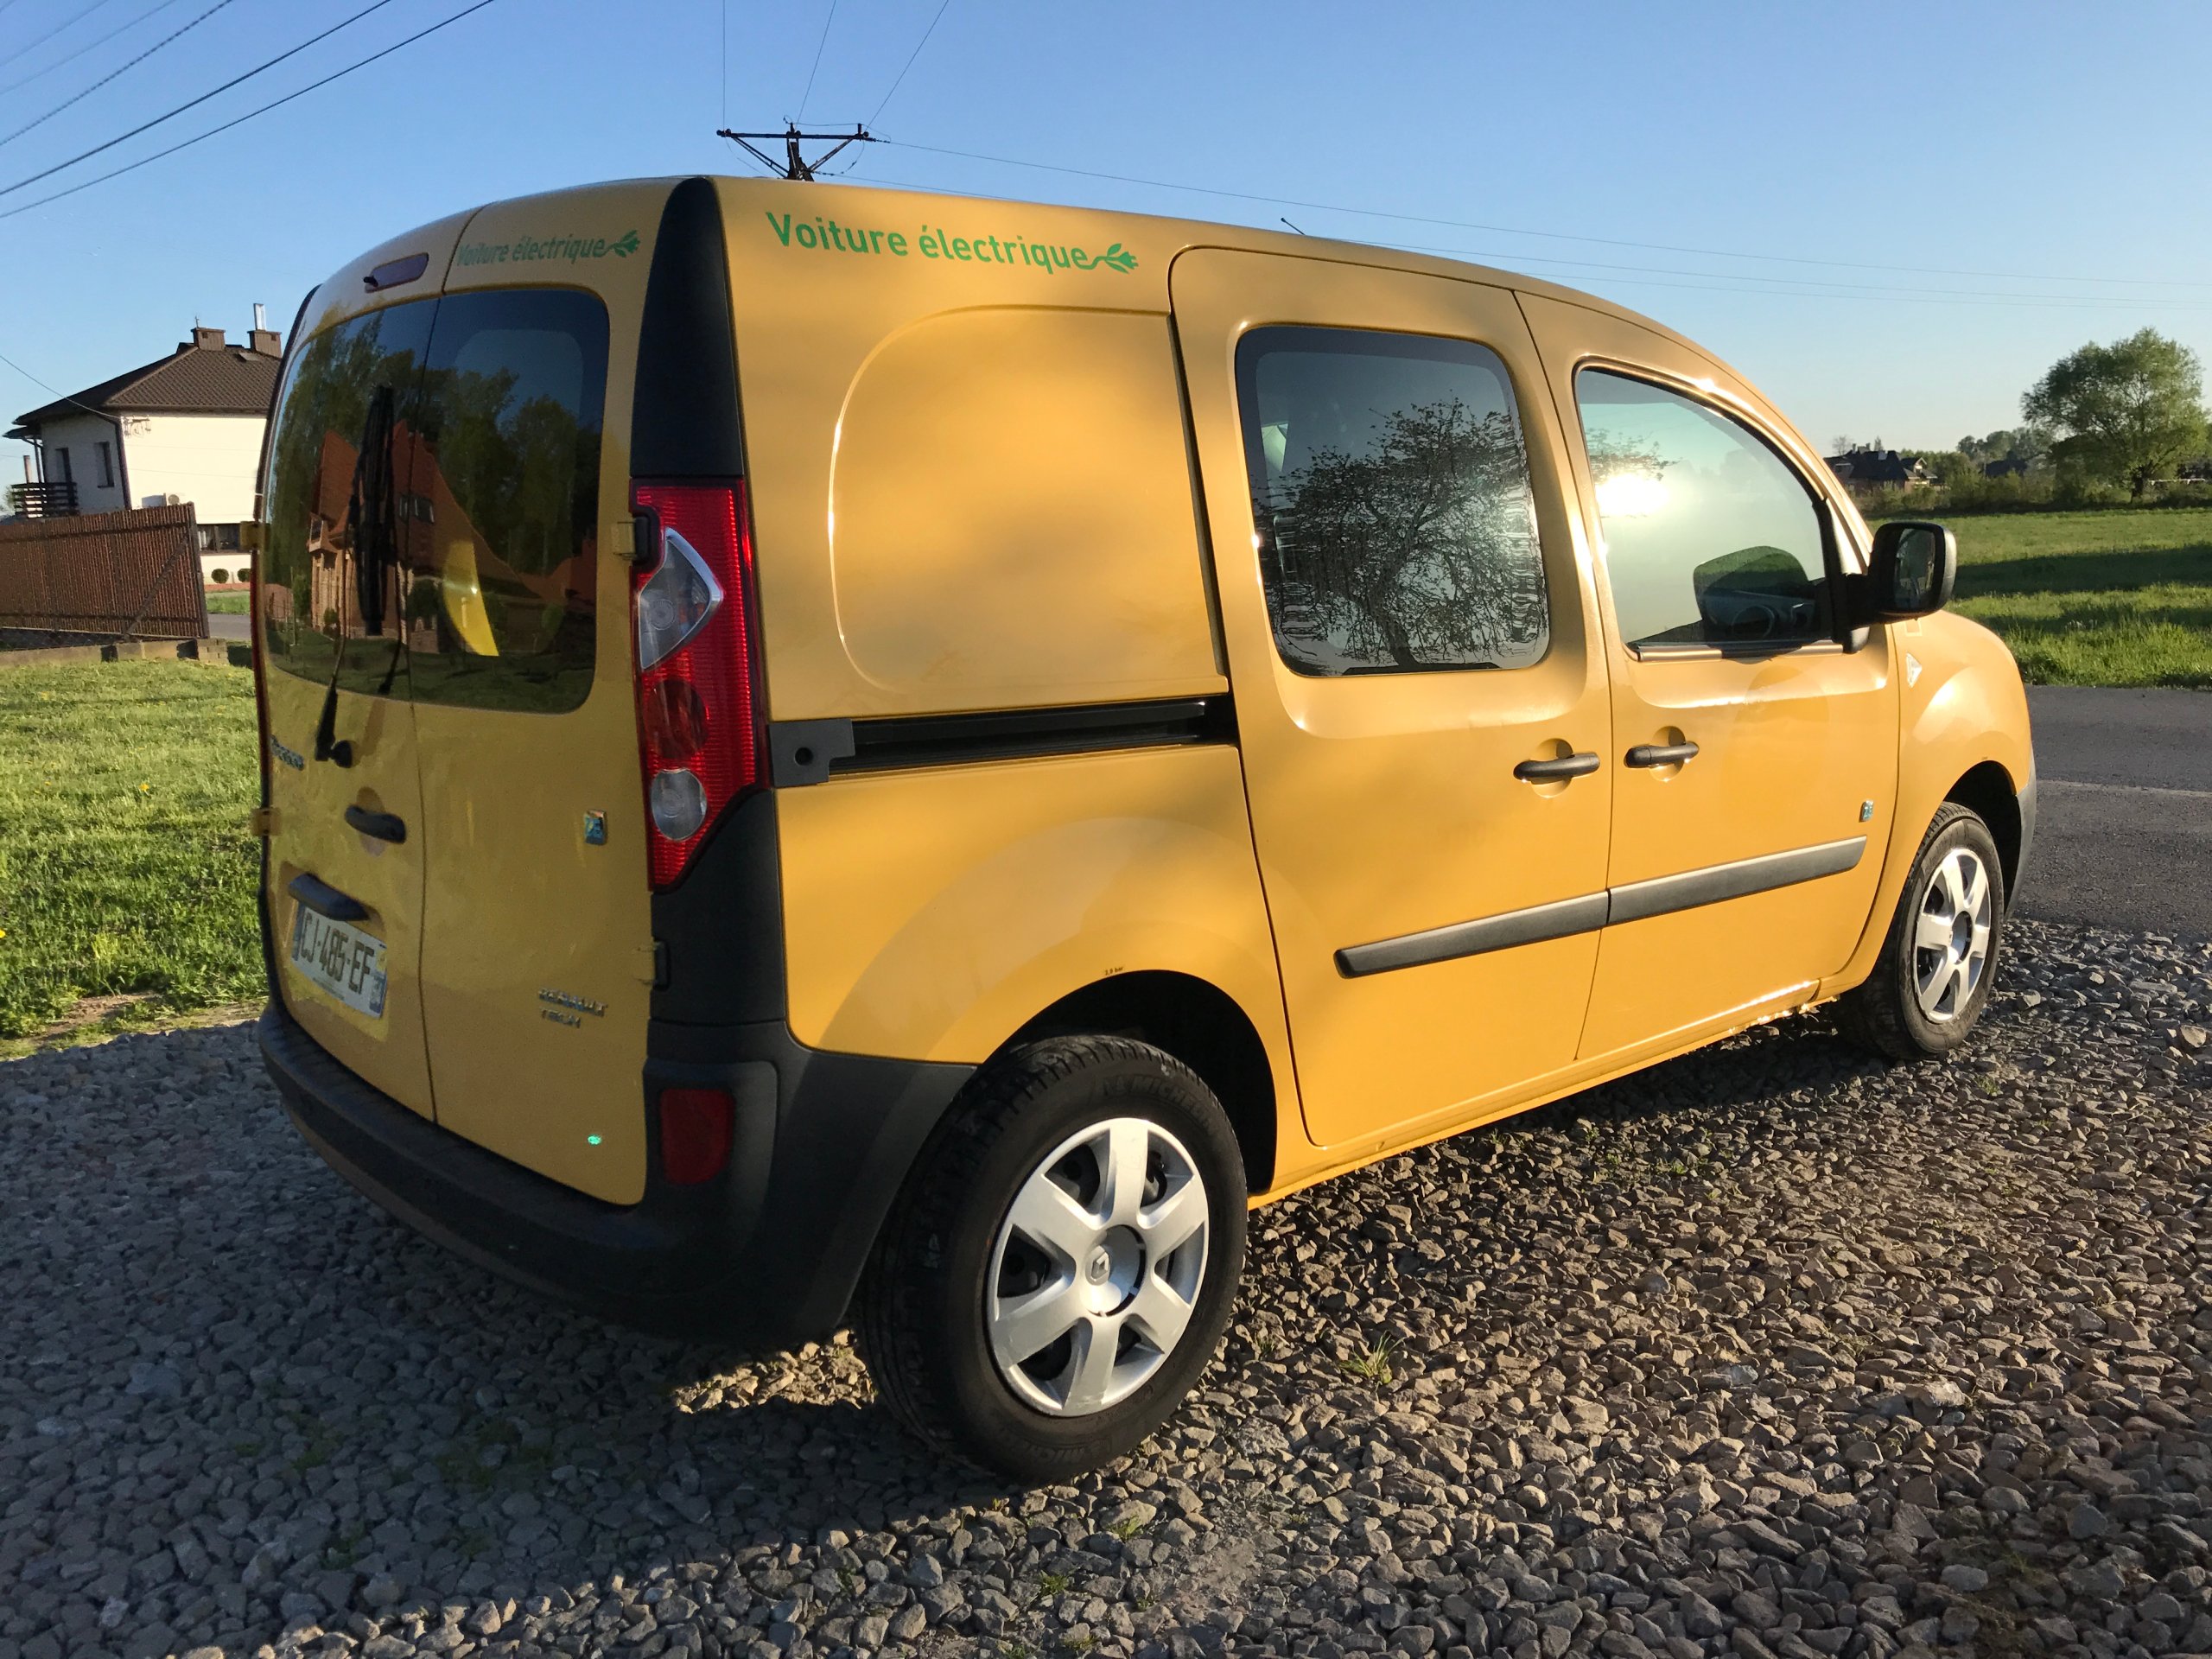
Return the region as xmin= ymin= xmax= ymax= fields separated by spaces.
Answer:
xmin=96 ymin=441 xmax=114 ymax=488
xmin=52 ymin=446 xmax=72 ymax=483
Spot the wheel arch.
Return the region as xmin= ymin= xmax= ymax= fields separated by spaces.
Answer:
xmin=1000 ymin=970 xmax=1281 ymax=1197
xmin=1944 ymin=759 xmax=2024 ymax=900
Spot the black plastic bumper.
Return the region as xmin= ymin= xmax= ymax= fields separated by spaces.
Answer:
xmin=257 ymin=998 xmax=972 ymax=1349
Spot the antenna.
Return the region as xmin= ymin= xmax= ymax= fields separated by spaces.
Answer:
xmin=715 ymin=123 xmax=874 ymax=181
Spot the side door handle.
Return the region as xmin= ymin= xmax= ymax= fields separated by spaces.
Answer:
xmin=344 ymin=804 xmax=407 ymax=843
xmin=1624 ymin=741 xmax=1700 ymax=768
xmin=1513 ymin=751 xmax=1601 ymax=784
xmin=288 ymin=872 xmax=370 ymax=922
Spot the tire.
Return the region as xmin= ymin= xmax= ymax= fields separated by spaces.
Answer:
xmin=855 ymin=1034 xmax=1248 ymax=1482
xmin=1835 ymin=802 xmax=2007 ymax=1060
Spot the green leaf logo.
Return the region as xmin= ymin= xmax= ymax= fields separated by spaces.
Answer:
xmin=610 ymin=230 xmax=640 ymax=258
xmin=1097 ymin=242 xmax=1137 ymax=273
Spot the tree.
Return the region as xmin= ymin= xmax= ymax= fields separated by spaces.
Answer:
xmin=2023 ymin=329 xmax=2209 ymax=499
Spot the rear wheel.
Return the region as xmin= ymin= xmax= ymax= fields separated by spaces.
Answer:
xmin=1837 ymin=803 xmax=2006 ymax=1059
xmin=856 ymin=1035 xmax=1247 ymax=1481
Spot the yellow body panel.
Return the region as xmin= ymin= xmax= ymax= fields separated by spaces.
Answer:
xmin=1823 ymin=608 xmax=2034 ymax=995
xmin=262 ymin=684 xmax=436 ymax=1117
xmin=717 ymin=181 xmax=1225 ymax=721
xmin=1169 ymin=250 xmax=1614 ymax=1154
xmin=827 ymin=307 xmax=1221 ymax=702
xmin=1516 ymin=294 xmax=1901 ymax=1058
xmin=777 ymin=746 xmax=1293 ymax=1084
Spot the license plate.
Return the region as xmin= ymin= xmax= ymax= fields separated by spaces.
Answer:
xmin=290 ymin=904 xmax=388 ymax=1019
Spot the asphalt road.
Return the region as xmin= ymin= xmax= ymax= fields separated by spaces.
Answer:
xmin=205 ymin=610 xmax=251 ymax=641
xmin=2019 ymin=684 xmax=2211 ymax=939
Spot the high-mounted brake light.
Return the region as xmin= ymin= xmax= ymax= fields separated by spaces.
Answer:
xmin=630 ymin=482 xmax=760 ymax=888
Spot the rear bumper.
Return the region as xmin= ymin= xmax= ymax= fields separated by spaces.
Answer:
xmin=257 ymin=998 xmax=972 ymax=1348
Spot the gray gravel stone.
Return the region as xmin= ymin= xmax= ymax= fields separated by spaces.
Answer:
xmin=3 ymin=918 xmax=2209 ymax=1659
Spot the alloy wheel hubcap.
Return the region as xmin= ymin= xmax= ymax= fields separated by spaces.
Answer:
xmin=986 ymin=1117 xmax=1210 ymax=1417
xmin=1913 ymin=846 xmax=1993 ymax=1021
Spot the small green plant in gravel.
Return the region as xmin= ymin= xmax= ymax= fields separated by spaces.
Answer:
xmin=1342 ymin=1335 xmax=1395 ymax=1385
xmin=0 ymin=661 xmax=263 ymax=1051
xmin=1037 ymin=1572 xmax=1071 ymax=1599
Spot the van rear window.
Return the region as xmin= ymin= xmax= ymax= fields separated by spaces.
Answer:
xmin=262 ymin=288 xmax=609 ymax=713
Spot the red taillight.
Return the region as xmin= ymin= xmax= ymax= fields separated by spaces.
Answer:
xmin=630 ymin=481 xmax=759 ymax=888
xmin=658 ymin=1086 xmax=734 ymax=1185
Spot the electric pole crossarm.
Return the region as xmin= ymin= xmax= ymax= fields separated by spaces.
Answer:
xmin=715 ymin=124 xmax=874 ymax=181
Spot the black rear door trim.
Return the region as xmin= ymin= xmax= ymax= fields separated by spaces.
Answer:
xmin=767 ymin=695 xmax=1235 ymax=786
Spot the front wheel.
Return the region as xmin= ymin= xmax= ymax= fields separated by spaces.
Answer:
xmin=855 ymin=1035 xmax=1248 ymax=1482
xmin=1836 ymin=802 xmax=2006 ymax=1059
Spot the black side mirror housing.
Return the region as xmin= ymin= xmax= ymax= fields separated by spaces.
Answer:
xmin=1863 ymin=520 xmax=1958 ymax=620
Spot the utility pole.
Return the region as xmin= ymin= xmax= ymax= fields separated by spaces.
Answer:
xmin=715 ymin=124 xmax=875 ymax=181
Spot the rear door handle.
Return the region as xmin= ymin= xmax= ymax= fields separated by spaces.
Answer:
xmin=288 ymin=872 xmax=369 ymax=922
xmin=1513 ymin=752 xmax=1601 ymax=784
xmin=344 ymin=804 xmax=407 ymax=843
xmin=1625 ymin=741 xmax=1700 ymax=768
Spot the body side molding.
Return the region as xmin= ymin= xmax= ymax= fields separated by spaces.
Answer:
xmin=1337 ymin=836 xmax=1869 ymax=978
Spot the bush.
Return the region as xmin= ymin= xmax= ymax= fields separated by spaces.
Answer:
xmin=208 ymin=568 xmax=231 ymax=585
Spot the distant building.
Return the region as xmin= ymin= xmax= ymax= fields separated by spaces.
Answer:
xmin=1824 ymin=448 xmax=1935 ymax=486
xmin=6 ymin=316 xmax=282 ymax=580
xmin=1980 ymin=457 xmax=2035 ymax=479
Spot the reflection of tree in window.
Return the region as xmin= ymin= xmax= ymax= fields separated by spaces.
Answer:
xmin=1257 ymin=394 xmax=1546 ymax=674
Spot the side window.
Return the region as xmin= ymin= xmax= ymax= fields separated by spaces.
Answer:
xmin=1236 ymin=327 xmax=1548 ymax=676
xmin=260 ymin=297 xmax=438 ymax=695
xmin=1575 ymin=370 xmax=1832 ymax=652
xmin=404 ymin=287 xmax=608 ymax=713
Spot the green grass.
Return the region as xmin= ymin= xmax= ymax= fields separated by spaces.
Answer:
xmin=0 ymin=661 xmax=264 ymax=1050
xmin=1914 ymin=507 xmax=2212 ymax=688
xmin=204 ymin=590 xmax=250 ymax=613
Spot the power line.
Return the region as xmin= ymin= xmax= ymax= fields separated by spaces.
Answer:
xmin=0 ymin=340 xmax=118 ymax=422
xmin=0 ymin=0 xmax=188 ymax=96
xmin=0 ymin=0 xmax=397 ymax=199
xmin=0 ymin=0 xmax=498 ymax=221
xmin=0 ymin=0 xmax=123 ymax=72
xmin=0 ymin=0 xmax=234 ymax=151
xmin=873 ymin=137 xmax=2212 ymax=294
xmin=797 ymin=0 xmax=836 ymax=119
xmin=868 ymin=0 xmax=950 ymax=125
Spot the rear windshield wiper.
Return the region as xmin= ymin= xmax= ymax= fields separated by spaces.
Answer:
xmin=313 ymin=385 xmax=399 ymax=766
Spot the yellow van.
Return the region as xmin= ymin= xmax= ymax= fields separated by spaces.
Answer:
xmin=251 ymin=175 xmax=2033 ymax=1480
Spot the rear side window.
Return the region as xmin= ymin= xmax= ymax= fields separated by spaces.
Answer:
xmin=261 ymin=298 xmax=436 ymax=695
xmin=404 ymin=289 xmax=608 ymax=712
xmin=1236 ymin=327 xmax=1548 ymax=676
xmin=261 ymin=288 xmax=608 ymax=711
xmin=1575 ymin=370 xmax=1833 ymax=652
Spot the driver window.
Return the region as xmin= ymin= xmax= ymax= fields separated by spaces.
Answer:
xmin=1575 ymin=369 xmax=1831 ymax=652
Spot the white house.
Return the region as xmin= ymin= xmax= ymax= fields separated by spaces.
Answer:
xmin=7 ymin=317 xmax=283 ymax=582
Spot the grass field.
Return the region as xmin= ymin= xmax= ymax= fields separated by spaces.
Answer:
xmin=1929 ymin=507 xmax=2212 ymax=688
xmin=0 ymin=660 xmax=263 ymax=1052
xmin=204 ymin=590 xmax=250 ymax=613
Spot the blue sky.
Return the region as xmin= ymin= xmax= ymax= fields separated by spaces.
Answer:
xmin=4 ymin=0 xmax=2209 ymax=483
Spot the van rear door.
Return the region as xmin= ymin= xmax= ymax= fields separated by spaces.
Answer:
xmin=409 ymin=188 xmax=664 ymax=1205
xmin=260 ymin=301 xmax=440 ymax=1115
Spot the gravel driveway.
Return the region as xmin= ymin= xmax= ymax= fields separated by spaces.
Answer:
xmin=3 ymin=919 xmax=2209 ymax=1659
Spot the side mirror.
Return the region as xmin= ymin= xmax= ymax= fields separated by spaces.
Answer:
xmin=1866 ymin=520 xmax=1957 ymax=619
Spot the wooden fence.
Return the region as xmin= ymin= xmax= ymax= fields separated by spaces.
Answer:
xmin=0 ymin=504 xmax=208 ymax=639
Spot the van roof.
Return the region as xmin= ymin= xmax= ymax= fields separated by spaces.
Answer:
xmin=419 ymin=174 xmax=1744 ymax=386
